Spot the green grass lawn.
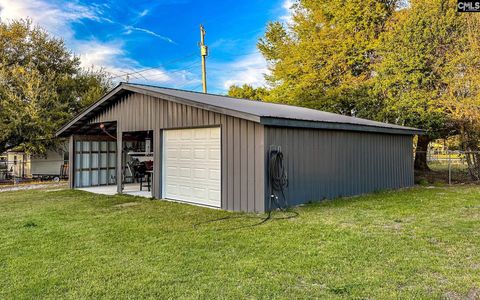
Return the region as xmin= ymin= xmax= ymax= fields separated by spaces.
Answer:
xmin=1 ymin=187 xmax=479 ymax=299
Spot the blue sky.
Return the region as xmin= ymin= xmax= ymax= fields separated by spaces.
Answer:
xmin=0 ymin=0 xmax=292 ymax=94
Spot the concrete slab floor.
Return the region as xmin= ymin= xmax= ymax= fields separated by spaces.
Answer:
xmin=77 ymin=183 xmax=152 ymax=198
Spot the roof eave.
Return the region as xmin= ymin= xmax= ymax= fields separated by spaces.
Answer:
xmin=260 ymin=117 xmax=424 ymax=135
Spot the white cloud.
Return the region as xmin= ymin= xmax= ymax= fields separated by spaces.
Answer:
xmin=76 ymin=40 xmax=199 ymax=87
xmin=0 ymin=0 xmax=105 ymax=39
xmin=124 ymin=25 xmax=176 ymax=44
xmin=120 ymin=67 xmax=202 ymax=88
xmin=280 ymin=0 xmax=294 ymax=24
xmin=138 ymin=9 xmax=149 ymax=18
xmin=0 ymin=0 xmax=190 ymax=88
xmin=0 ymin=0 xmax=115 ymax=67
xmin=75 ymin=40 xmax=125 ymax=69
xmin=217 ymin=51 xmax=269 ymax=90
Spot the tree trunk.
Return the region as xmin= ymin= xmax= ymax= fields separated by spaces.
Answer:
xmin=465 ymin=152 xmax=480 ymax=181
xmin=414 ymin=135 xmax=431 ymax=171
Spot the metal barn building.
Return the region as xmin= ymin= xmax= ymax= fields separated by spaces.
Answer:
xmin=56 ymin=83 xmax=421 ymax=212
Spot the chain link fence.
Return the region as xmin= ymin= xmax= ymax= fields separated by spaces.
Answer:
xmin=417 ymin=149 xmax=479 ymax=185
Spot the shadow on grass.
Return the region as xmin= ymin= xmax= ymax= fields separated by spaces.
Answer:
xmin=193 ymin=210 xmax=299 ymax=231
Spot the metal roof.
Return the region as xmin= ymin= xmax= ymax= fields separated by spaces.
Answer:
xmin=56 ymin=82 xmax=422 ymax=136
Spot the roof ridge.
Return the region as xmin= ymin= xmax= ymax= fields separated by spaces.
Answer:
xmin=124 ymin=82 xmax=314 ymax=112
xmin=123 ymin=82 xmax=257 ymax=102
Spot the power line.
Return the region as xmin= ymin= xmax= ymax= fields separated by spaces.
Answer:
xmin=107 ymin=47 xmax=264 ymax=82
xmin=191 ymin=84 xmax=204 ymax=92
xmin=134 ymin=61 xmax=201 ymax=81
xmin=109 ymin=52 xmax=197 ymax=80
xmin=207 ymin=65 xmax=267 ymax=72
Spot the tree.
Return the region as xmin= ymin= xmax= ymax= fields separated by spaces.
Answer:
xmin=0 ymin=20 xmax=111 ymax=154
xmin=258 ymin=0 xmax=399 ymax=118
xmin=441 ymin=13 xmax=480 ymax=178
xmin=227 ymin=84 xmax=269 ymax=101
xmin=373 ymin=0 xmax=462 ymax=170
xmin=246 ymin=0 xmax=480 ymax=173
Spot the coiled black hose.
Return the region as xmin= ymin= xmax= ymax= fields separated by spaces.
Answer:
xmin=193 ymin=148 xmax=296 ymax=230
xmin=269 ymin=149 xmax=288 ymax=210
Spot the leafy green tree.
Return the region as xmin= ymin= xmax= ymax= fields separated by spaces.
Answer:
xmin=250 ymin=0 xmax=480 ymax=172
xmin=373 ymin=0 xmax=462 ymax=170
xmin=258 ymin=0 xmax=399 ymax=118
xmin=227 ymin=84 xmax=269 ymax=101
xmin=0 ymin=19 xmax=111 ymax=154
xmin=441 ymin=13 xmax=480 ymax=178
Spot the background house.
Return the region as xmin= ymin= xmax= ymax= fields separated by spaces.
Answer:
xmin=0 ymin=146 xmax=68 ymax=181
xmin=1 ymin=151 xmax=30 ymax=179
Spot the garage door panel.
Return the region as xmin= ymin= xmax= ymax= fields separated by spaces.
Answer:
xmin=179 ymin=185 xmax=192 ymax=196
xmin=193 ymin=187 xmax=207 ymax=198
xmin=180 ymin=148 xmax=192 ymax=158
xmin=208 ymin=148 xmax=220 ymax=160
xmin=164 ymin=127 xmax=221 ymax=207
xmin=194 ymin=147 xmax=206 ymax=159
xmin=166 ymin=166 xmax=178 ymax=176
xmin=193 ymin=168 xmax=207 ymax=179
xmin=209 ymin=189 xmax=220 ymax=202
xmin=181 ymin=130 xmax=193 ymax=139
xmin=166 ymin=183 xmax=179 ymax=194
xmin=179 ymin=167 xmax=191 ymax=178
xmin=193 ymin=129 xmax=207 ymax=139
xmin=209 ymin=169 xmax=221 ymax=181
xmin=166 ymin=152 xmax=177 ymax=160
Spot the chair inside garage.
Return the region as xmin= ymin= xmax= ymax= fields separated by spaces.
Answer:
xmin=122 ymin=131 xmax=154 ymax=197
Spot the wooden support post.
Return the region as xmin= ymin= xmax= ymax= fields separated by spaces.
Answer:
xmin=153 ymin=129 xmax=162 ymax=199
xmin=448 ymin=150 xmax=452 ymax=185
xmin=116 ymin=126 xmax=123 ymax=194
xmin=69 ymin=135 xmax=75 ymax=188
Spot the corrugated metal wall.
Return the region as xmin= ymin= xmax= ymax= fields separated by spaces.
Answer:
xmin=88 ymin=92 xmax=265 ymax=212
xmin=264 ymin=127 xmax=414 ymax=208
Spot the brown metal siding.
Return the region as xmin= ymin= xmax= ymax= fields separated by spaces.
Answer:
xmin=89 ymin=92 xmax=265 ymax=212
xmin=264 ymin=127 xmax=414 ymax=208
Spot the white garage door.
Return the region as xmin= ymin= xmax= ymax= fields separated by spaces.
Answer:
xmin=163 ymin=127 xmax=221 ymax=207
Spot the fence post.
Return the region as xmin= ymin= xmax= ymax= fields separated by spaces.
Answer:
xmin=448 ymin=150 xmax=452 ymax=185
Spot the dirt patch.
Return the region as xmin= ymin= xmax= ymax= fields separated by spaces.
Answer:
xmin=415 ymin=168 xmax=479 ymax=185
xmin=0 ymin=182 xmax=67 ymax=193
xmin=45 ymin=188 xmax=65 ymax=192
xmin=383 ymin=221 xmax=403 ymax=232
xmin=467 ymin=287 xmax=480 ymax=300
xmin=114 ymin=202 xmax=140 ymax=208
xmin=443 ymin=291 xmax=461 ymax=300
xmin=443 ymin=287 xmax=480 ymax=300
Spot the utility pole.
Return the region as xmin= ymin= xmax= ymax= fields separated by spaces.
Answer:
xmin=199 ymin=24 xmax=208 ymax=93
